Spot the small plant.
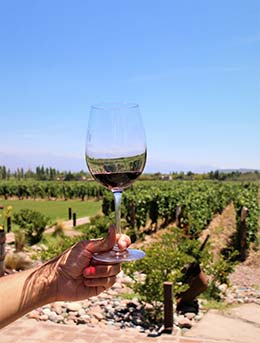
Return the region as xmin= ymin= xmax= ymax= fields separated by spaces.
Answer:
xmin=14 ymin=231 xmax=26 ymax=252
xmin=2 ymin=205 xmax=12 ymax=220
xmin=52 ymin=220 xmax=68 ymax=237
xmin=202 ymin=250 xmax=238 ymax=300
xmin=78 ymin=214 xmax=114 ymax=240
xmin=40 ymin=235 xmax=78 ymax=261
xmin=13 ymin=209 xmax=49 ymax=245
xmin=4 ymin=252 xmax=33 ymax=271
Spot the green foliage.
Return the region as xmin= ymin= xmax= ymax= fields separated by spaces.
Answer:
xmin=123 ymin=228 xmax=200 ymax=317
xmin=40 ymin=214 xmax=113 ymax=261
xmin=203 ymin=250 xmax=238 ymax=300
xmin=233 ymin=183 xmax=260 ymax=247
xmin=13 ymin=209 xmax=49 ymax=245
xmin=79 ymin=213 xmax=116 ymax=241
xmin=102 ymin=181 xmax=259 ymax=248
xmin=40 ymin=235 xmax=79 ymax=261
xmin=123 ymin=226 xmax=239 ymax=318
xmin=0 ymin=180 xmax=106 ymax=200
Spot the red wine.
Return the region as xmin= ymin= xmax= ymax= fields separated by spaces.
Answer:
xmin=93 ymin=171 xmax=142 ymax=190
xmin=86 ymin=152 xmax=146 ymax=191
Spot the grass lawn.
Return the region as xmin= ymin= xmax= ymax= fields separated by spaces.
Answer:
xmin=0 ymin=199 xmax=102 ymax=224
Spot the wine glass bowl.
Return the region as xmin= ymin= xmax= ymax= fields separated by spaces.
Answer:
xmin=85 ymin=102 xmax=147 ymax=262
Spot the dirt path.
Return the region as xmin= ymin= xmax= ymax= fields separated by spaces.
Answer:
xmin=45 ymin=216 xmax=90 ymax=237
xmin=5 ymin=216 xmax=91 ymax=243
xmin=200 ymin=203 xmax=236 ymax=261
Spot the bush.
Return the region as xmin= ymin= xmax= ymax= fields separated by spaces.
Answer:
xmin=78 ymin=214 xmax=115 ymax=240
xmin=5 ymin=252 xmax=33 ymax=270
xmin=14 ymin=231 xmax=26 ymax=252
xmin=123 ymin=227 xmax=199 ymax=319
xmin=40 ymin=214 xmax=114 ymax=261
xmin=52 ymin=219 xmax=68 ymax=237
xmin=40 ymin=235 xmax=78 ymax=261
xmin=202 ymin=250 xmax=238 ymax=300
xmin=13 ymin=209 xmax=49 ymax=245
xmin=123 ymin=226 xmax=237 ymax=320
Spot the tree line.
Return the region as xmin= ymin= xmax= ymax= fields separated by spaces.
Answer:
xmin=1 ymin=164 xmax=260 ymax=182
xmin=0 ymin=165 xmax=89 ymax=181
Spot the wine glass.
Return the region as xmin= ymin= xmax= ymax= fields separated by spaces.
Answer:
xmin=85 ymin=102 xmax=147 ymax=262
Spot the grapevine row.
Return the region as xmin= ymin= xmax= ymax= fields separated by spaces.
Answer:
xmin=102 ymin=181 xmax=260 ymax=245
xmin=0 ymin=181 xmax=106 ymax=200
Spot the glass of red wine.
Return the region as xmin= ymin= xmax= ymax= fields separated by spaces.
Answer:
xmin=85 ymin=102 xmax=147 ymax=262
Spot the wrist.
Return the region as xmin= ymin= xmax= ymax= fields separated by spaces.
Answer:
xmin=23 ymin=262 xmax=58 ymax=309
xmin=37 ymin=261 xmax=58 ymax=304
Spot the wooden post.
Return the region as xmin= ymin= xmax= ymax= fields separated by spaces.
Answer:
xmin=239 ymin=206 xmax=248 ymax=262
xmin=163 ymin=282 xmax=173 ymax=333
xmin=0 ymin=228 xmax=6 ymax=277
xmin=7 ymin=217 xmax=11 ymax=233
xmin=73 ymin=213 xmax=77 ymax=227
xmin=68 ymin=207 xmax=72 ymax=220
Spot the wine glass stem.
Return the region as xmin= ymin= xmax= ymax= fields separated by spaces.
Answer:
xmin=113 ymin=191 xmax=122 ymax=248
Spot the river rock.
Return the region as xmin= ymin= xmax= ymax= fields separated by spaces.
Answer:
xmin=66 ymin=302 xmax=82 ymax=312
xmin=177 ymin=317 xmax=193 ymax=329
xmin=39 ymin=314 xmax=49 ymax=321
xmin=93 ymin=312 xmax=104 ymax=321
xmin=27 ymin=310 xmax=40 ymax=320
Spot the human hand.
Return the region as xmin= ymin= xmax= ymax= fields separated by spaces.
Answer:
xmin=49 ymin=225 xmax=131 ymax=302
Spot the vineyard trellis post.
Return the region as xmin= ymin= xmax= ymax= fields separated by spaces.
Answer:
xmin=163 ymin=281 xmax=173 ymax=333
xmin=0 ymin=228 xmax=6 ymax=277
xmin=7 ymin=217 xmax=11 ymax=233
xmin=239 ymin=206 xmax=248 ymax=262
xmin=68 ymin=207 xmax=72 ymax=220
xmin=73 ymin=213 xmax=77 ymax=227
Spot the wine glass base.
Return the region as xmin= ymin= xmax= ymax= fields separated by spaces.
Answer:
xmin=92 ymin=248 xmax=145 ymax=263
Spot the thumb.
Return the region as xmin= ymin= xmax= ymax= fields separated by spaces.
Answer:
xmin=87 ymin=225 xmax=116 ymax=254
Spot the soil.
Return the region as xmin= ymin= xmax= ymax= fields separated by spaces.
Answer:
xmin=200 ymin=203 xmax=260 ymax=289
xmin=199 ymin=203 xmax=237 ymax=261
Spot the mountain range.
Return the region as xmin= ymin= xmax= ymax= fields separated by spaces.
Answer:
xmin=0 ymin=151 xmax=236 ymax=174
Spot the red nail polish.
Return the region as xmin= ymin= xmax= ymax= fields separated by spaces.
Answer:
xmin=84 ymin=266 xmax=96 ymax=276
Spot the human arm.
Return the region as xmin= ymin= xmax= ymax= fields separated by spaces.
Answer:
xmin=0 ymin=225 xmax=130 ymax=329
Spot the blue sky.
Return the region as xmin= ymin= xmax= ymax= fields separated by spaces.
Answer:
xmin=0 ymin=0 xmax=259 ymax=173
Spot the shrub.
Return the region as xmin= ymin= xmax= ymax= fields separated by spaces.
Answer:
xmin=123 ymin=226 xmax=237 ymax=320
xmin=5 ymin=252 xmax=33 ymax=271
xmin=123 ymin=227 xmax=199 ymax=319
xmin=40 ymin=235 xmax=78 ymax=261
xmin=13 ymin=209 xmax=49 ymax=245
xmin=14 ymin=231 xmax=26 ymax=252
xmin=52 ymin=219 xmax=68 ymax=237
xmin=78 ymin=214 xmax=114 ymax=240
xmin=202 ymin=250 xmax=238 ymax=300
xmin=40 ymin=214 xmax=114 ymax=261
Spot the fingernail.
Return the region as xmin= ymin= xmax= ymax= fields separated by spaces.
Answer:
xmin=84 ymin=266 xmax=96 ymax=276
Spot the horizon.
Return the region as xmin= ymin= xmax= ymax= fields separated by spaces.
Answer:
xmin=1 ymin=153 xmax=260 ymax=175
xmin=0 ymin=1 xmax=259 ymax=173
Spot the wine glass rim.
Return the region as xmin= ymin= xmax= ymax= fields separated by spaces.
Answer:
xmin=91 ymin=102 xmax=139 ymax=110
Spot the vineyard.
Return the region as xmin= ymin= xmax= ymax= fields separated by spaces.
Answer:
xmin=102 ymin=180 xmax=260 ymax=250
xmin=1 ymin=179 xmax=260 ymax=313
xmin=0 ymin=179 xmax=259 ymax=251
xmin=0 ymin=180 xmax=105 ymax=200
